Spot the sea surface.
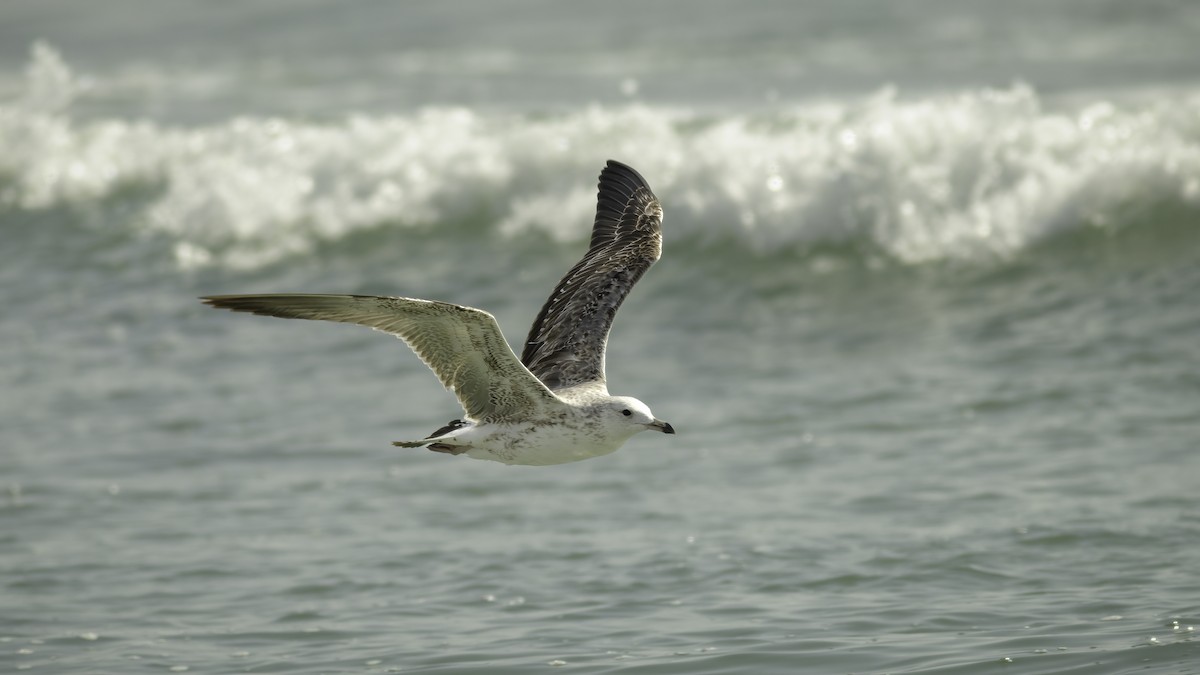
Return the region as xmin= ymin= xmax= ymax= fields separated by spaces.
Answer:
xmin=2 ymin=2 xmax=1200 ymax=673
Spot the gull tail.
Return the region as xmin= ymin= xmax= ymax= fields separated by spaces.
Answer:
xmin=392 ymin=437 xmax=469 ymax=455
xmin=393 ymin=419 xmax=470 ymax=455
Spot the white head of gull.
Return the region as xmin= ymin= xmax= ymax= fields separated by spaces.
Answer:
xmin=202 ymin=160 xmax=674 ymax=465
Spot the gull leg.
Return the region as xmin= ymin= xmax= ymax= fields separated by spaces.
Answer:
xmin=426 ymin=442 xmax=469 ymax=455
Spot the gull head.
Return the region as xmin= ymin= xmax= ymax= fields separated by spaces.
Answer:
xmin=605 ymin=396 xmax=675 ymax=437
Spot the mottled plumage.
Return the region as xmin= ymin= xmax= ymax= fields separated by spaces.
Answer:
xmin=202 ymin=160 xmax=673 ymax=466
xmin=522 ymin=161 xmax=664 ymax=389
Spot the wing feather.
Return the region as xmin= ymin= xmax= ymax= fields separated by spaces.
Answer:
xmin=521 ymin=160 xmax=663 ymax=389
xmin=201 ymin=294 xmax=564 ymax=422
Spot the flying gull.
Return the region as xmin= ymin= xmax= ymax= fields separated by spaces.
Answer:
xmin=202 ymin=160 xmax=674 ymax=465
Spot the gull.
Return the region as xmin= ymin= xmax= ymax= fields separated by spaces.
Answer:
xmin=202 ymin=160 xmax=674 ymax=465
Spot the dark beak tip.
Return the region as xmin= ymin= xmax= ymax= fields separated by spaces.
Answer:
xmin=662 ymin=422 xmax=675 ymax=435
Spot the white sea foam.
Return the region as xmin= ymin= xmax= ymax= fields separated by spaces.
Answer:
xmin=3 ymin=46 xmax=1199 ymax=269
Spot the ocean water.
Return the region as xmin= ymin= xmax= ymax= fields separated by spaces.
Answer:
xmin=3 ymin=2 xmax=1200 ymax=673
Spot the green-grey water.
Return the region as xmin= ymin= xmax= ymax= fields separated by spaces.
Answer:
xmin=3 ymin=2 xmax=1200 ymax=673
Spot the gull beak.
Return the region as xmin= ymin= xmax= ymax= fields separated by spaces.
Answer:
xmin=650 ymin=420 xmax=675 ymax=435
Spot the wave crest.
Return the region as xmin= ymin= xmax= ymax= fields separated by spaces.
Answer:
xmin=3 ymin=46 xmax=1199 ymax=269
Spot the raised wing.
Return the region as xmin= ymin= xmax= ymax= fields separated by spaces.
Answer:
xmin=520 ymin=160 xmax=663 ymax=390
xmin=201 ymin=294 xmax=564 ymax=422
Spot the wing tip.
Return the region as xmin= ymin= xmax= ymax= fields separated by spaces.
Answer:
xmin=199 ymin=294 xmax=234 ymax=308
xmin=200 ymin=294 xmax=317 ymax=317
xmin=601 ymin=159 xmax=652 ymax=194
xmin=199 ymin=294 xmax=270 ymax=315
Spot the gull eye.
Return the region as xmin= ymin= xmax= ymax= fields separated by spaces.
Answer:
xmin=621 ymin=409 xmax=632 ymax=417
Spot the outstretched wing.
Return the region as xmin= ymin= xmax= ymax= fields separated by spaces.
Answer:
xmin=202 ymin=294 xmax=564 ymax=422
xmin=520 ymin=160 xmax=664 ymax=390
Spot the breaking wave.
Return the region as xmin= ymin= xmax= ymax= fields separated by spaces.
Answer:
xmin=3 ymin=45 xmax=1199 ymax=270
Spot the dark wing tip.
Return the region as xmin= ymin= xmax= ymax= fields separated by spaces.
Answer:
xmin=200 ymin=295 xmax=254 ymax=311
xmin=591 ymin=160 xmax=661 ymax=251
xmin=199 ymin=294 xmax=299 ymax=319
xmin=600 ymin=160 xmax=655 ymax=199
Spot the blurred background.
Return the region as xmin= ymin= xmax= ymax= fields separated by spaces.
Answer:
xmin=2 ymin=1 xmax=1199 ymax=673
